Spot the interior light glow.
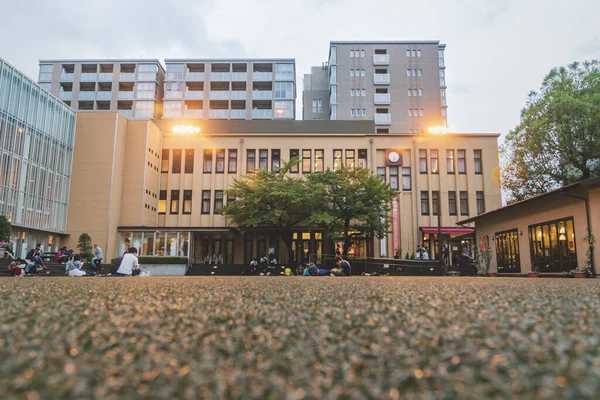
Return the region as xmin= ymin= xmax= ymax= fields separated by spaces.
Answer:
xmin=172 ymin=125 xmax=200 ymax=134
xmin=428 ymin=126 xmax=451 ymax=134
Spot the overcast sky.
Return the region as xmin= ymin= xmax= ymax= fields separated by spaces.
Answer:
xmin=1 ymin=0 xmax=598 ymax=136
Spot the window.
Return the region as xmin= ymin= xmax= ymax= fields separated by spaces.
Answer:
xmin=402 ymin=167 xmax=411 ymax=191
xmin=183 ymin=190 xmax=192 ymax=214
xmin=333 ymin=150 xmax=342 ymax=170
xmin=350 ymin=50 xmax=354 ymax=57
xmin=446 ymin=150 xmax=455 ymax=174
xmin=258 ymin=149 xmax=268 ymax=170
xmin=362 ymin=109 xmax=366 ymax=116
xmin=474 ymin=150 xmax=482 ymax=174
xmin=390 ymin=167 xmax=399 ymax=190
xmin=350 ymin=69 xmax=355 ymax=77
xmin=271 ymin=149 xmax=281 ymax=170
xmin=457 ymin=150 xmax=466 ymax=174
xmin=419 ymin=149 xmax=427 ymax=173
xmin=350 ymin=89 xmax=355 ymax=96
xmin=203 ymin=149 xmax=212 ymax=173
xmin=377 ymin=167 xmax=386 ymax=182
xmin=228 ymin=149 xmax=237 ymax=173
xmin=172 ymin=150 xmax=182 ymax=174
xmin=358 ymin=149 xmax=367 ymax=169
xmin=158 ymin=190 xmax=167 ymax=214
xmin=476 ymin=191 xmax=485 ymax=215
xmin=430 ymin=150 xmax=439 ymax=174
xmin=529 ymin=217 xmax=577 ymax=273
xmin=407 ymin=69 xmax=411 ymax=77
xmin=408 ymin=109 xmax=413 ymax=117
xmin=345 ymin=150 xmax=355 ymax=169
xmin=161 ymin=149 xmax=169 ymax=173
xmin=360 ymin=50 xmax=365 ymax=57
xmin=185 ymin=149 xmax=194 ymax=173
xmin=406 ymin=50 xmax=410 ymax=57
xmin=290 ymin=149 xmax=299 ymax=173
xmin=361 ymin=89 xmax=365 ymax=96
xmin=495 ymin=229 xmax=521 ymax=273
xmin=411 ymin=50 xmax=416 ymax=57
xmin=448 ymin=191 xmax=457 ymax=215
xmin=351 ymin=109 xmax=355 ymax=117
xmin=201 ymin=191 xmax=211 ymax=214
xmin=214 ymin=149 xmax=224 ymax=173
xmin=421 ymin=191 xmax=430 ymax=215
xmin=419 ymin=109 xmax=424 ymax=117
xmin=460 ymin=191 xmax=469 ymax=215
xmin=361 ymin=69 xmax=365 ymax=76
xmin=417 ymin=49 xmax=421 ymax=57
xmin=412 ymin=89 xmax=417 ymax=96
xmin=432 ymin=191 xmax=439 ymax=215
xmin=170 ymin=190 xmax=180 ymax=214
xmin=317 ymin=99 xmax=322 ymax=113
xmin=227 ymin=194 xmax=236 ymax=205
xmin=315 ymin=150 xmax=324 ymax=172
xmin=302 ymin=150 xmax=311 ymax=173
xmin=214 ymin=191 xmax=224 ymax=214
xmin=418 ymin=69 xmax=422 ymax=76
xmin=413 ymin=69 xmax=417 ymax=76
xmin=419 ymin=89 xmax=423 ymax=96
xmin=312 ymin=99 xmax=317 ymax=113
xmin=274 ymin=82 xmax=293 ymax=99
xmin=408 ymin=89 xmax=412 ymax=97
xmin=246 ymin=150 xmax=256 ymax=172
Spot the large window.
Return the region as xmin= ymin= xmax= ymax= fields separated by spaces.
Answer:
xmin=432 ymin=191 xmax=439 ymax=215
xmin=172 ymin=149 xmax=182 ymax=174
xmin=274 ymin=82 xmax=294 ymax=99
xmin=402 ymin=167 xmax=411 ymax=191
xmin=446 ymin=150 xmax=455 ymax=174
xmin=170 ymin=190 xmax=180 ymax=214
xmin=358 ymin=149 xmax=367 ymax=169
xmin=214 ymin=191 xmax=224 ymax=214
xmin=246 ymin=150 xmax=256 ymax=172
xmin=430 ymin=150 xmax=439 ymax=174
xmin=161 ymin=149 xmax=169 ymax=173
xmin=290 ymin=149 xmax=299 ymax=173
xmin=302 ymin=150 xmax=311 ymax=173
xmin=201 ymin=190 xmax=211 ymax=214
xmin=315 ymin=150 xmax=324 ymax=172
xmin=448 ymin=191 xmax=457 ymax=216
xmin=228 ymin=149 xmax=237 ymax=173
xmin=390 ymin=167 xmax=399 ymax=190
xmin=529 ymin=217 xmax=577 ymax=273
xmin=185 ymin=149 xmax=194 ymax=173
xmin=476 ymin=191 xmax=485 ymax=214
xmin=419 ymin=149 xmax=427 ymax=173
xmin=271 ymin=149 xmax=280 ymax=170
xmin=333 ymin=150 xmax=343 ymax=170
xmin=457 ymin=150 xmax=466 ymax=174
xmin=345 ymin=150 xmax=355 ymax=169
xmin=183 ymin=190 xmax=192 ymax=214
xmin=377 ymin=167 xmax=386 ymax=183
xmin=258 ymin=149 xmax=268 ymax=170
xmin=203 ymin=149 xmax=212 ymax=173
xmin=495 ymin=229 xmax=521 ymax=273
xmin=421 ymin=191 xmax=430 ymax=215
xmin=215 ymin=149 xmax=225 ymax=173
xmin=460 ymin=191 xmax=469 ymax=215
xmin=474 ymin=150 xmax=483 ymax=174
xmin=273 ymin=100 xmax=294 ymax=119
xmin=158 ymin=190 xmax=167 ymax=214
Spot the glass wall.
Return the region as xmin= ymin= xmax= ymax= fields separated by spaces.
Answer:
xmin=529 ymin=217 xmax=577 ymax=273
xmin=495 ymin=229 xmax=520 ymax=273
xmin=118 ymin=231 xmax=191 ymax=258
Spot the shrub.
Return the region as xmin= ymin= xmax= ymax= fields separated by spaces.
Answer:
xmin=77 ymin=233 xmax=93 ymax=260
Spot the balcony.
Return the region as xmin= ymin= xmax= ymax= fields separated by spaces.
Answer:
xmin=119 ymin=110 xmax=133 ymax=118
xmin=253 ymin=72 xmax=273 ymax=81
xmin=185 ymin=90 xmax=203 ymax=100
xmin=163 ymin=110 xmax=182 ymax=119
xmin=98 ymin=73 xmax=113 ymax=81
xmin=60 ymin=73 xmax=73 ymax=81
xmin=184 ymin=109 xmax=203 ymax=118
xmin=210 ymin=72 xmax=230 ymax=81
xmin=118 ymin=91 xmax=134 ymax=100
xmin=209 ymin=109 xmax=229 ymax=119
xmin=120 ymin=73 xmax=135 ymax=81
xmin=96 ymin=91 xmax=112 ymax=100
xmin=209 ymin=91 xmax=230 ymax=100
xmin=252 ymin=90 xmax=272 ymax=100
xmin=58 ymin=91 xmax=72 ymax=100
xmin=78 ymin=91 xmax=95 ymax=100
xmin=164 ymin=91 xmax=182 ymax=99
xmin=230 ymin=109 xmax=246 ymax=119
xmin=231 ymin=90 xmax=246 ymax=100
xmin=231 ymin=72 xmax=247 ymax=81
xmin=186 ymin=72 xmax=205 ymax=81
xmin=80 ymin=73 xmax=97 ymax=82
xmin=374 ymin=113 xmax=391 ymax=125
xmin=373 ymin=93 xmax=391 ymax=105
xmin=252 ymin=109 xmax=272 ymax=119
xmin=373 ymin=73 xmax=390 ymax=85
xmin=373 ymin=54 xmax=390 ymax=65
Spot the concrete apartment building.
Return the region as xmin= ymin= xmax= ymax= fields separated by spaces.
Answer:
xmin=302 ymin=65 xmax=330 ymax=120
xmin=38 ymin=59 xmax=165 ymax=119
xmin=66 ymin=112 xmax=501 ymax=265
xmin=162 ymin=58 xmax=296 ymax=120
xmin=0 ymin=58 xmax=77 ymax=258
xmin=303 ymin=41 xmax=448 ymax=134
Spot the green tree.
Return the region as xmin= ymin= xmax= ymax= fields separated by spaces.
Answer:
xmin=77 ymin=233 xmax=93 ymax=260
xmin=222 ymin=159 xmax=316 ymax=263
xmin=0 ymin=215 xmax=11 ymax=243
xmin=501 ymin=60 xmax=600 ymax=202
xmin=307 ymin=165 xmax=396 ymax=256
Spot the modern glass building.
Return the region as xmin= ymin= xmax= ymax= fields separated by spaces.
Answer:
xmin=0 ymin=57 xmax=77 ymax=257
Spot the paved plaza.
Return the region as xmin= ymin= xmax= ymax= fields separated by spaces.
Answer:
xmin=1 ymin=277 xmax=599 ymax=399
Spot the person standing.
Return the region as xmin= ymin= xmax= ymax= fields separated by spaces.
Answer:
xmin=92 ymin=244 xmax=103 ymax=268
xmin=115 ymin=247 xmax=141 ymax=276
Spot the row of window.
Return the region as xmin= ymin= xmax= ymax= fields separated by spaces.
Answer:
xmin=376 ymin=166 xmax=412 ymax=191
xmin=351 ymin=109 xmax=367 ymax=116
xmin=407 ymin=49 xmax=422 ymax=58
xmin=419 ymin=149 xmax=482 ymax=174
xmin=311 ymin=99 xmax=323 ymax=113
xmin=350 ymin=69 xmax=366 ymax=77
xmin=350 ymin=89 xmax=366 ymax=96
xmin=349 ymin=50 xmax=366 ymax=58
xmin=348 ymin=49 xmax=424 ymax=58
xmin=408 ymin=109 xmax=424 ymax=117
xmin=407 ymin=69 xmax=423 ymax=77
xmin=420 ymin=190 xmax=485 ymax=216
xmin=158 ymin=189 xmax=235 ymax=215
xmin=408 ymin=89 xmax=423 ymax=97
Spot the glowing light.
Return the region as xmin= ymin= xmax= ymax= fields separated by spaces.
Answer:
xmin=428 ymin=126 xmax=451 ymax=134
xmin=172 ymin=125 xmax=200 ymax=134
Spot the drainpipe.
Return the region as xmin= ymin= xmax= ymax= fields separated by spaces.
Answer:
xmin=563 ymin=190 xmax=596 ymax=276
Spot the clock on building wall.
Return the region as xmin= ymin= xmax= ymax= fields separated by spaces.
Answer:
xmin=385 ymin=149 xmax=403 ymax=166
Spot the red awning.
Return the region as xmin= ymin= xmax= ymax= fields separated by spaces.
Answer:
xmin=421 ymin=227 xmax=475 ymax=235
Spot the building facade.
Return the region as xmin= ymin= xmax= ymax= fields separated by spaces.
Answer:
xmin=163 ymin=59 xmax=296 ymax=120
xmin=302 ymin=65 xmax=330 ymax=120
xmin=38 ymin=59 xmax=165 ymax=119
xmin=67 ymin=113 xmax=501 ymax=266
xmin=303 ymin=41 xmax=448 ymax=134
xmin=0 ymin=58 xmax=77 ymax=257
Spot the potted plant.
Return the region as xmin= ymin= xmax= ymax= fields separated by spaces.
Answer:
xmin=573 ymin=265 xmax=591 ymax=279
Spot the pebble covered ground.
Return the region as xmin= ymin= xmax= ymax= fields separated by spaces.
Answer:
xmin=0 ymin=276 xmax=599 ymax=399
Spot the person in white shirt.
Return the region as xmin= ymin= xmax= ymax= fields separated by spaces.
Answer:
xmin=115 ymin=247 xmax=141 ymax=276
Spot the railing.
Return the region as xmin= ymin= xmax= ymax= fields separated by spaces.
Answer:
xmin=185 ymin=90 xmax=203 ymax=99
xmin=230 ymin=109 xmax=246 ymax=119
xmin=209 ymin=91 xmax=230 ymax=100
xmin=163 ymin=110 xmax=182 ymax=118
xmin=231 ymin=72 xmax=247 ymax=81
xmin=275 ymin=72 xmax=294 ymax=81
xmin=252 ymin=109 xmax=272 ymax=119
xmin=78 ymin=91 xmax=95 ymax=100
xmin=230 ymin=90 xmax=247 ymax=100
xmin=373 ymin=73 xmax=390 ymax=85
xmin=80 ymin=73 xmax=97 ymax=82
xmin=119 ymin=72 xmax=135 ymax=81
xmin=96 ymin=91 xmax=112 ymax=100
xmin=373 ymin=93 xmax=391 ymax=105
xmin=184 ymin=109 xmax=203 ymax=118
xmin=58 ymin=92 xmax=72 ymax=100
xmin=60 ymin=73 xmax=73 ymax=81
xmin=98 ymin=73 xmax=113 ymax=81
xmin=209 ymin=109 xmax=229 ymax=119
xmin=374 ymin=113 xmax=391 ymax=125
xmin=253 ymin=72 xmax=273 ymax=81
xmin=210 ymin=72 xmax=230 ymax=81
xmin=252 ymin=90 xmax=272 ymax=100
xmin=164 ymin=91 xmax=182 ymax=99
xmin=373 ymin=54 xmax=390 ymax=65
xmin=186 ymin=72 xmax=205 ymax=81
xmin=119 ymin=109 xmax=133 ymax=118
xmin=118 ymin=91 xmax=134 ymax=100
xmin=137 ymin=72 xmax=157 ymax=81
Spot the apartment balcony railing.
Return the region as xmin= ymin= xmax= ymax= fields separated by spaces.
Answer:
xmin=118 ymin=110 xmax=133 ymax=118
xmin=78 ymin=91 xmax=95 ymax=100
xmin=185 ymin=90 xmax=203 ymax=99
xmin=231 ymin=72 xmax=247 ymax=81
xmin=186 ymin=72 xmax=205 ymax=81
xmin=373 ymin=54 xmax=390 ymax=65
xmin=80 ymin=73 xmax=97 ymax=82
xmin=119 ymin=72 xmax=135 ymax=81
xmin=58 ymin=91 xmax=72 ymax=100
xmin=209 ymin=109 xmax=229 ymax=119
xmin=210 ymin=72 xmax=230 ymax=81
xmin=252 ymin=90 xmax=272 ymax=100
xmin=185 ymin=109 xmax=203 ymax=118
xmin=164 ymin=91 xmax=182 ymax=99
xmin=253 ymin=72 xmax=273 ymax=81
xmin=209 ymin=91 xmax=230 ymax=100
xmin=163 ymin=110 xmax=182 ymax=119
xmin=98 ymin=73 xmax=113 ymax=81
xmin=252 ymin=109 xmax=272 ymax=119
xmin=137 ymin=72 xmax=157 ymax=81
xmin=230 ymin=109 xmax=246 ymax=119
xmin=60 ymin=73 xmax=73 ymax=81
xmin=96 ymin=91 xmax=112 ymax=100
xmin=231 ymin=90 xmax=247 ymax=100
xmin=118 ymin=91 xmax=134 ymax=100
xmin=373 ymin=93 xmax=391 ymax=105
xmin=374 ymin=113 xmax=391 ymax=125
xmin=373 ymin=73 xmax=390 ymax=85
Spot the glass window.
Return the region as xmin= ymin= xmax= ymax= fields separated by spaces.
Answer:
xmin=273 ymin=101 xmax=293 ymax=119
xmin=529 ymin=217 xmax=577 ymax=273
xmin=377 ymin=167 xmax=386 ymax=182
xmin=350 ymin=69 xmax=354 ymax=77
xmin=183 ymin=190 xmax=192 ymax=214
xmin=214 ymin=191 xmax=224 ymax=214
xmin=203 ymin=149 xmax=212 ymax=173
xmin=419 ymin=149 xmax=427 ymax=173
xmin=446 ymin=150 xmax=455 ymax=174
xmin=271 ymin=149 xmax=280 ymax=170
xmin=290 ymin=149 xmax=299 ymax=173
xmin=350 ymin=50 xmax=354 ymax=57
xmin=215 ymin=149 xmax=225 ymax=173
xmin=246 ymin=150 xmax=255 ymax=172
xmin=361 ymin=69 xmax=365 ymax=76
xmin=172 ymin=149 xmax=182 ymax=174
xmin=275 ymin=63 xmax=294 ymax=80
xmin=346 ymin=150 xmax=355 ymax=169
xmin=407 ymin=69 xmax=411 ymax=77
xmin=170 ymin=190 xmax=180 ymax=214
xmin=274 ymin=82 xmax=294 ymax=99
xmin=302 ymin=150 xmax=311 ymax=173
xmin=390 ymin=167 xmax=399 ymax=190
xmin=312 ymin=99 xmax=317 ymax=113
xmin=421 ymin=191 xmax=429 ymax=215
xmin=358 ymin=149 xmax=367 ymax=169
xmin=432 ymin=191 xmax=439 ymax=215
xmin=408 ymin=89 xmax=412 ymax=97
xmin=161 ymin=149 xmax=169 ymax=173
xmin=495 ymin=229 xmax=521 ymax=273
xmin=457 ymin=150 xmax=466 ymax=174
xmin=317 ymin=99 xmax=322 ymax=113
xmin=259 ymin=149 xmax=268 ymax=170
xmin=460 ymin=191 xmax=469 ymax=215
xmin=158 ymin=190 xmax=167 ymax=214
xmin=350 ymin=89 xmax=354 ymax=96
xmin=185 ymin=149 xmax=194 ymax=173
xmin=411 ymin=50 xmax=416 ymax=57
xmin=430 ymin=150 xmax=439 ymax=174
xmin=333 ymin=150 xmax=342 ymax=171
xmin=315 ymin=150 xmax=324 ymax=172
xmin=360 ymin=50 xmax=365 ymax=57
xmin=228 ymin=149 xmax=237 ymax=173
xmin=402 ymin=167 xmax=411 ymax=191
xmin=406 ymin=50 xmax=410 ymax=57
xmin=476 ymin=191 xmax=485 ymax=214
xmin=474 ymin=149 xmax=483 ymax=174
xmin=417 ymin=50 xmax=421 ymax=57
xmin=448 ymin=191 xmax=457 ymax=215
xmin=201 ymin=191 xmax=211 ymax=214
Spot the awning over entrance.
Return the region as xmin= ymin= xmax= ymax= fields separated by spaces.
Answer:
xmin=421 ymin=227 xmax=475 ymax=235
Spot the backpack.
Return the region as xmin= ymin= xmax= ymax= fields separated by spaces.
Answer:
xmin=111 ymin=257 xmax=123 ymax=274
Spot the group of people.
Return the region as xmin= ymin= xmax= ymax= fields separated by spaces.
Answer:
xmin=302 ymin=256 xmax=352 ymax=277
xmin=416 ymin=245 xmax=430 ymax=260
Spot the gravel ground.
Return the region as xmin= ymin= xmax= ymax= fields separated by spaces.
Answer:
xmin=0 ymin=276 xmax=599 ymax=399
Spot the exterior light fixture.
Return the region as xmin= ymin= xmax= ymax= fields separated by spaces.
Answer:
xmin=172 ymin=125 xmax=200 ymax=134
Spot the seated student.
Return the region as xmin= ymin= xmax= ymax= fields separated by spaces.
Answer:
xmin=25 ymin=255 xmax=48 ymax=275
xmin=304 ymin=262 xmax=331 ymax=276
xmin=8 ymin=259 xmax=23 ymax=276
xmin=56 ymin=246 xmax=70 ymax=263
xmin=66 ymin=255 xmax=96 ymax=277
xmin=114 ymin=247 xmax=141 ymax=276
xmin=331 ymin=256 xmax=351 ymax=276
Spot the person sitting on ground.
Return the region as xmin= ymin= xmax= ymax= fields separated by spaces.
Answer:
xmin=304 ymin=262 xmax=331 ymax=276
xmin=331 ymin=256 xmax=352 ymax=276
xmin=115 ymin=247 xmax=141 ymax=276
xmin=8 ymin=259 xmax=23 ymax=276
xmin=66 ymin=255 xmax=96 ymax=277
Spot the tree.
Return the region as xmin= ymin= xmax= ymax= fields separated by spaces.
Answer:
xmin=501 ymin=60 xmax=600 ymax=203
xmin=77 ymin=233 xmax=93 ymax=260
xmin=307 ymin=165 xmax=397 ymax=256
xmin=0 ymin=215 xmax=11 ymax=243
xmin=222 ymin=159 xmax=316 ymax=264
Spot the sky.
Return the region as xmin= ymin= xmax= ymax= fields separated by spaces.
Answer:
xmin=1 ymin=0 xmax=599 ymax=137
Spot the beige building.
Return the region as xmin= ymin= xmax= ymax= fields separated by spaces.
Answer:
xmin=458 ymin=178 xmax=599 ymax=275
xmin=66 ymin=112 xmax=501 ymax=265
